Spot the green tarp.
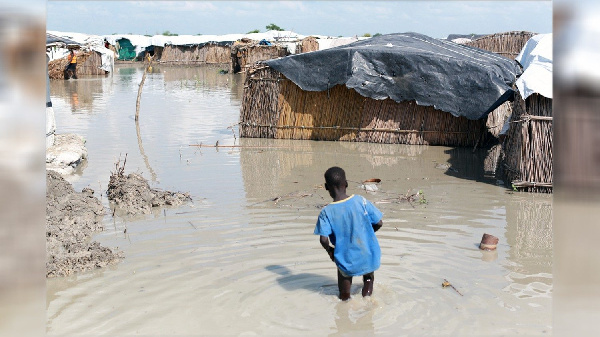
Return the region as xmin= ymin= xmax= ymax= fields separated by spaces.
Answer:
xmin=117 ymin=38 xmax=137 ymax=61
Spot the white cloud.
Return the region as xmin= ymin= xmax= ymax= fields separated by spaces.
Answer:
xmin=278 ymin=1 xmax=307 ymax=12
xmin=130 ymin=1 xmax=217 ymax=12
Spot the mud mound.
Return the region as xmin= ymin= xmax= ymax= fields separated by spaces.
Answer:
xmin=107 ymin=171 xmax=191 ymax=215
xmin=46 ymin=170 xmax=123 ymax=278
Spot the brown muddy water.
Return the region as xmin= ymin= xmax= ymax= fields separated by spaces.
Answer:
xmin=47 ymin=65 xmax=552 ymax=335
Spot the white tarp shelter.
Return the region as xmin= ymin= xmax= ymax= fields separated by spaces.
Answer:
xmin=47 ymin=30 xmax=115 ymax=73
xmin=515 ymin=33 xmax=553 ymax=99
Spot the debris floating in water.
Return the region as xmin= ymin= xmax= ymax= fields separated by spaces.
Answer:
xmin=479 ymin=233 xmax=499 ymax=251
xmin=442 ymin=278 xmax=463 ymax=296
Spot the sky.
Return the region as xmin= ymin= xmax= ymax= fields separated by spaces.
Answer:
xmin=46 ymin=1 xmax=553 ymax=39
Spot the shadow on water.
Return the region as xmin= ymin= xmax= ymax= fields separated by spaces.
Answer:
xmin=265 ymin=265 xmax=337 ymax=293
xmin=443 ymin=142 xmax=508 ymax=188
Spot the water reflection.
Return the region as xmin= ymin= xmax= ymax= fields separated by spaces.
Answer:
xmin=239 ymin=137 xmax=434 ymax=202
xmin=115 ymin=65 xmax=140 ymax=85
xmin=503 ymin=194 xmax=552 ymax=299
xmin=135 ymin=120 xmax=157 ymax=182
xmin=50 ymin=77 xmax=108 ymax=113
xmin=151 ymin=65 xmax=244 ymax=100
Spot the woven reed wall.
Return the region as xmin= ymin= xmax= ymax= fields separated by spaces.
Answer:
xmin=234 ymin=45 xmax=288 ymax=73
xmin=486 ymin=100 xmax=514 ymax=138
xmin=48 ymin=51 xmax=107 ymax=79
xmin=503 ymin=92 xmax=553 ymax=192
xmin=295 ymin=36 xmax=319 ymax=53
xmin=157 ymin=44 xmax=231 ymax=65
xmin=464 ymin=31 xmax=536 ymax=60
xmin=484 ymin=143 xmax=503 ymax=178
xmin=505 ymin=197 xmax=553 ymax=264
xmin=240 ymin=66 xmax=487 ymax=146
xmin=464 ymin=31 xmax=535 ymax=139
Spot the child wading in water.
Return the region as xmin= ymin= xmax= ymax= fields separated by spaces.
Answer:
xmin=314 ymin=166 xmax=383 ymax=300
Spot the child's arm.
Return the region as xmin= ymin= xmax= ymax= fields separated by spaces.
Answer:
xmin=372 ymin=219 xmax=383 ymax=232
xmin=319 ymin=235 xmax=334 ymax=262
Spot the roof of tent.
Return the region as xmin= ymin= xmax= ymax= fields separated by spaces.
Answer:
xmin=264 ymin=32 xmax=522 ymax=120
xmin=46 ymin=33 xmax=79 ymax=48
xmin=515 ymin=33 xmax=552 ymax=99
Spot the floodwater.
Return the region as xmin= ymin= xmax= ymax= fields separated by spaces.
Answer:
xmin=47 ymin=65 xmax=552 ymax=335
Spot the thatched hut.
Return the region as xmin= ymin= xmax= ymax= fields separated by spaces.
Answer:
xmin=239 ymin=33 xmax=521 ymax=146
xmin=154 ymin=42 xmax=232 ymax=65
xmin=231 ymin=39 xmax=289 ymax=73
xmin=501 ymin=34 xmax=552 ymax=193
xmin=464 ymin=31 xmax=537 ymax=60
xmin=461 ymin=31 xmax=538 ymax=139
xmin=48 ymin=50 xmax=108 ymax=79
xmin=295 ymin=36 xmax=319 ymax=54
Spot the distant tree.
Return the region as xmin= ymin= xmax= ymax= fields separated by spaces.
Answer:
xmin=373 ymin=33 xmax=382 ymax=37
xmin=144 ymin=34 xmax=152 ymax=37
xmin=265 ymin=23 xmax=284 ymax=31
xmin=362 ymin=33 xmax=371 ymax=37
xmin=247 ymin=29 xmax=260 ymax=34
xmin=162 ymin=30 xmax=178 ymax=36
xmin=196 ymin=33 xmax=203 ymax=36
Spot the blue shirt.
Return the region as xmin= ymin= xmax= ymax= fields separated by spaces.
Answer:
xmin=314 ymin=194 xmax=383 ymax=277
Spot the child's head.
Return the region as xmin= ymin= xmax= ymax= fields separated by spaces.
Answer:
xmin=324 ymin=166 xmax=347 ymax=194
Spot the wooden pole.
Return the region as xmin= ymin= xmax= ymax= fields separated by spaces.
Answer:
xmin=135 ymin=55 xmax=153 ymax=121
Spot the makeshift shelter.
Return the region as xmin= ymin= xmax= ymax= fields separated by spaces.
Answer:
xmin=47 ymin=50 xmax=110 ymax=79
xmin=116 ymin=38 xmax=138 ymax=60
xmin=464 ymin=31 xmax=537 ymax=60
xmin=295 ymin=36 xmax=319 ymax=54
xmin=460 ymin=31 xmax=538 ymax=139
xmin=154 ymin=42 xmax=232 ymax=65
xmin=231 ymin=39 xmax=289 ymax=73
xmin=239 ymin=33 xmax=521 ymax=146
xmin=502 ymin=34 xmax=553 ymax=193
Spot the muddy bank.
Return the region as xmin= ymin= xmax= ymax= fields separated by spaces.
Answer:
xmin=107 ymin=160 xmax=191 ymax=215
xmin=46 ymin=133 xmax=87 ymax=175
xmin=46 ymin=170 xmax=123 ymax=278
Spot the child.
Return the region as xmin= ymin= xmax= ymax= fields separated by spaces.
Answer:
xmin=314 ymin=166 xmax=383 ymax=301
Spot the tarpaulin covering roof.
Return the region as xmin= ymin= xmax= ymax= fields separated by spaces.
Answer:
xmin=264 ymin=32 xmax=522 ymax=120
xmin=515 ymin=33 xmax=552 ymax=99
xmin=46 ymin=33 xmax=79 ymax=47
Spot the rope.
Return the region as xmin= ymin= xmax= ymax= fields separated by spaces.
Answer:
xmin=240 ymin=123 xmax=474 ymax=134
xmin=510 ymin=115 xmax=553 ymax=123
